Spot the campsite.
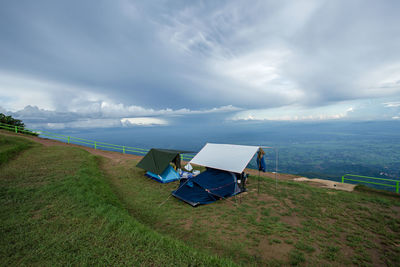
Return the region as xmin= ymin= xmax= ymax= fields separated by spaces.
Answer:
xmin=136 ymin=143 xmax=265 ymax=206
xmin=2 ymin=1 xmax=400 ymax=266
xmin=1 ymin=131 xmax=399 ymax=266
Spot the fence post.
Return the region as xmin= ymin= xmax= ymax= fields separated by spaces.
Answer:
xmin=94 ymin=142 xmax=97 ymax=149
xmin=341 ymin=175 xmax=344 ymax=183
xmin=67 ymin=136 xmax=70 ymax=144
xmin=123 ymin=146 xmax=125 ymax=154
xmin=15 ymin=126 xmax=17 ymax=133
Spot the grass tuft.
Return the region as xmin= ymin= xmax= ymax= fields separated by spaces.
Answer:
xmin=288 ymin=249 xmax=306 ymax=266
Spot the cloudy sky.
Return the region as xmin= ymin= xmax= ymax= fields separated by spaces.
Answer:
xmin=0 ymin=0 xmax=400 ymax=129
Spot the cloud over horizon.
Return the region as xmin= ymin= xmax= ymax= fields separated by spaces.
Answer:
xmin=1 ymin=102 xmax=241 ymax=129
xmin=1 ymin=0 xmax=400 ymax=128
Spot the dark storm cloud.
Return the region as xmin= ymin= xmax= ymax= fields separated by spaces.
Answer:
xmin=0 ymin=0 xmax=400 ymax=122
xmin=283 ymin=0 xmax=400 ymax=105
xmin=0 ymin=0 xmax=214 ymax=109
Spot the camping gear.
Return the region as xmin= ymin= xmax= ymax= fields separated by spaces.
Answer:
xmin=180 ymin=169 xmax=197 ymax=179
xmin=172 ymin=167 xmax=241 ymax=206
xmin=172 ymin=143 xmax=263 ymax=206
xmin=184 ymin=163 xmax=193 ymax=172
xmin=136 ymin=148 xmax=189 ymax=183
xmin=237 ymin=172 xmax=248 ymax=192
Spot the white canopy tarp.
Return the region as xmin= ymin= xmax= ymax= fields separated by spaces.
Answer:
xmin=190 ymin=143 xmax=260 ymax=173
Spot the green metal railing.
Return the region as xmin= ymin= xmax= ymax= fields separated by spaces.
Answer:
xmin=0 ymin=122 xmax=38 ymax=135
xmin=342 ymin=174 xmax=399 ymax=193
xmin=0 ymin=122 xmax=195 ymax=161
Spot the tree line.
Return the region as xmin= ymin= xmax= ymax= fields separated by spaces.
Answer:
xmin=0 ymin=113 xmax=37 ymax=136
xmin=0 ymin=113 xmax=25 ymax=127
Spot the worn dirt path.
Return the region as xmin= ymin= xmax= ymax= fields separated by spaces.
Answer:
xmin=0 ymin=129 xmax=142 ymax=161
xmin=1 ymin=129 xmax=355 ymax=191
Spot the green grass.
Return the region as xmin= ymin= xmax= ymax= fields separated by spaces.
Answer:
xmin=1 ymin=132 xmax=400 ymax=266
xmin=0 ymin=134 xmax=236 ymax=266
xmin=101 ymin=156 xmax=400 ymax=266
xmin=288 ymin=249 xmax=305 ymax=266
xmin=0 ymin=134 xmax=35 ymax=165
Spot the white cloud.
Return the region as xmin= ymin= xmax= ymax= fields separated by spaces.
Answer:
xmin=0 ymin=71 xmax=242 ymax=129
xmin=0 ymin=71 xmax=107 ymax=112
xmin=121 ymin=117 xmax=168 ymax=126
xmin=383 ymin=101 xmax=400 ymax=108
xmin=231 ymin=104 xmax=355 ymax=121
xmin=32 ymin=119 xmax=122 ymax=130
xmin=4 ymin=103 xmax=241 ymax=129
xmin=358 ymin=63 xmax=400 ymax=97
xmin=72 ymin=101 xmax=241 ymax=118
xmin=158 ymin=1 xmax=400 ymax=108
xmin=210 ymin=48 xmax=305 ymax=104
xmin=0 ymin=72 xmax=56 ymax=111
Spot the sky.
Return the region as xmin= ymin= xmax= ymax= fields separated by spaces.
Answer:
xmin=0 ymin=0 xmax=400 ymax=129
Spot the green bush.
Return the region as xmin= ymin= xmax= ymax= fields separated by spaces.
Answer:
xmin=0 ymin=113 xmax=38 ymax=136
xmin=0 ymin=113 xmax=24 ymax=127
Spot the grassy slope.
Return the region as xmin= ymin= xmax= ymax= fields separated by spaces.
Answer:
xmin=102 ymin=157 xmax=400 ymax=266
xmin=1 ymin=133 xmax=400 ymax=266
xmin=0 ymin=134 xmax=236 ymax=266
xmin=0 ymin=134 xmax=35 ymax=165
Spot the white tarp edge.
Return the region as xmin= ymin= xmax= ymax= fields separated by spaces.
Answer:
xmin=190 ymin=143 xmax=260 ymax=173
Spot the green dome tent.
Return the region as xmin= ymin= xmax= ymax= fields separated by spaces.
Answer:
xmin=136 ymin=148 xmax=190 ymax=183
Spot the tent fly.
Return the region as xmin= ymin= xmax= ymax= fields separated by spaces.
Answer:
xmin=136 ymin=148 xmax=190 ymax=183
xmin=172 ymin=143 xmax=264 ymax=206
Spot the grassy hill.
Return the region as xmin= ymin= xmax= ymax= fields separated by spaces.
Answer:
xmin=1 ymin=133 xmax=399 ymax=266
xmin=0 ymin=134 xmax=235 ymax=266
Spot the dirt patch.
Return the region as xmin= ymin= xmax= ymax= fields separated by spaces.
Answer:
xmin=368 ymin=247 xmax=384 ymax=266
xmin=293 ymin=177 xmax=356 ymax=192
xmin=391 ymin=206 xmax=400 ymax=216
xmin=1 ymin=129 xmax=142 ymax=162
xmin=246 ymin=169 xmax=300 ymax=181
xmin=281 ymin=215 xmax=302 ymax=227
xmin=258 ymin=236 xmax=292 ymax=261
xmin=253 ymin=192 xmax=278 ymax=203
xmin=182 ymin=219 xmax=193 ymax=231
xmin=284 ymin=199 xmax=295 ymax=209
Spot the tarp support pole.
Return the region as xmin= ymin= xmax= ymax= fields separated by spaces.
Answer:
xmin=275 ymin=148 xmax=279 ymax=190
xmin=257 ymin=146 xmax=279 ymax=194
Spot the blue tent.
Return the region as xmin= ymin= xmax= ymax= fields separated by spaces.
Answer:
xmin=172 ymin=168 xmax=242 ymax=206
xmin=146 ymin=165 xmax=180 ymax=183
xmin=136 ymin=148 xmax=190 ymax=183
